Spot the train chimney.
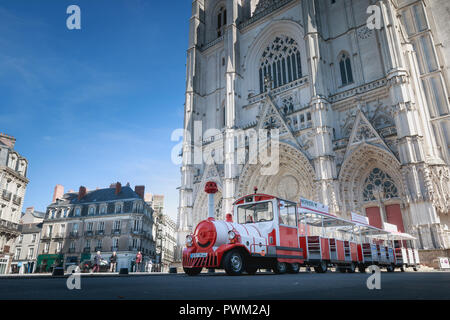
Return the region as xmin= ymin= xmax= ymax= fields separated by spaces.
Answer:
xmin=204 ymin=181 xmax=218 ymax=219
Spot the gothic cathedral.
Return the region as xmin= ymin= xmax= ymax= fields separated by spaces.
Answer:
xmin=177 ymin=0 xmax=450 ymax=251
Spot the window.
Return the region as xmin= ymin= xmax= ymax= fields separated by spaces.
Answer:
xmin=18 ymin=235 xmax=23 ymax=244
xmin=98 ymin=221 xmax=105 ymax=231
xmin=60 ymin=224 xmax=66 ymax=236
xmin=113 ymin=220 xmax=121 ymax=231
xmin=259 ymin=36 xmax=302 ymax=93
xmin=73 ymin=223 xmax=79 ymax=231
xmin=115 ymin=204 xmax=122 ymax=214
xmin=56 ymin=242 xmax=62 ymax=252
xmin=89 ymin=207 xmax=95 ymax=215
xmin=63 ymin=208 xmax=69 ymax=218
xmin=31 ymin=234 xmax=36 ymax=243
xmin=100 ymin=206 xmax=106 ymax=214
xmin=217 ymin=7 xmax=226 ymax=37
xmin=112 ymin=238 xmax=119 ymax=249
xmin=75 ymin=207 xmax=81 ymax=216
xmin=279 ymin=200 xmax=297 ymax=226
xmin=27 ymin=248 xmax=34 ymax=260
xmin=47 ymin=226 xmax=53 ymax=237
xmin=339 ymin=52 xmax=353 ymax=86
xmin=51 ymin=210 xmax=55 ymax=219
xmin=14 ymin=248 xmax=21 ymax=260
xmin=87 ymin=222 xmax=93 ymax=231
xmin=363 ymin=168 xmax=399 ymax=202
xmin=237 ymin=201 xmax=274 ymax=224
xmin=44 ymin=243 xmax=50 ymax=253
xmin=96 ymin=240 xmax=102 ymax=250
xmin=70 ymin=242 xmax=75 ymax=250
xmin=85 ymin=240 xmax=91 ymax=249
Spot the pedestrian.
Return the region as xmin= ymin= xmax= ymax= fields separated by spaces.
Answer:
xmin=109 ymin=251 xmax=117 ymax=272
xmin=93 ymin=251 xmax=102 ymax=273
xmin=135 ymin=251 xmax=142 ymax=272
xmin=148 ymin=259 xmax=153 ymax=273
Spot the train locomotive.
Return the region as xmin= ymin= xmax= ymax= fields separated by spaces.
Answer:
xmin=182 ymin=182 xmax=420 ymax=276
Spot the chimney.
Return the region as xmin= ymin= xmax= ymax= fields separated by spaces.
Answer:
xmin=52 ymin=184 xmax=64 ymax=203
xmin=0 ymin=133 xmax=16 ymax=149
xmin=135 ymin=186 xmax=145 ymax=199
xmin=115 ymin=182 xmax=122 ymax=195
xmin=78 ymin=186 xmax=87 ymax=200
xmin=144 ymin=193 xmax=152 ymax=202
xmin=26 ymin=207 xmax=35 ymax=215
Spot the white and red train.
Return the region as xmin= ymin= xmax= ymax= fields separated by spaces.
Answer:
xmin=182 ymin=182 xmax=420 ymax=276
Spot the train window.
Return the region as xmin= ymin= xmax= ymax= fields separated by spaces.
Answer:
xmin=279 ymin=200 xmax=297 ymax=227
xmin=237 ymin=201 xmax=273 ymax=224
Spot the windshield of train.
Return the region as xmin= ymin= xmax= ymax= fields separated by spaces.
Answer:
xmin=237 ymin=201 xmax=273 ymax=224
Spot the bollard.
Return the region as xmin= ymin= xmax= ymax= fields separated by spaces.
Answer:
xmin=169 ymin=267 xmax=177 ymax=274
xmin=119 ymin=268 xmax=129 ymax=275
xmin=52 ymin=267 xmax=64 ymax=276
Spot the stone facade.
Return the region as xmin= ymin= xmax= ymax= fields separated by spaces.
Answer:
xmin=178 ymin=0 xmax=450 ymax=250
xmin=0 ymin=133 xmax=29 ymax=274
xmin=37 ymin=183 xmax=155 ymax=272
xmin=11 ymin=207 xmax=44 ymax=274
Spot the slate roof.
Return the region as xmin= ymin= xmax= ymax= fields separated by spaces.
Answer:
xmin=49 ymin=186 xmax=141 ymax=206
xmin=19 ymin=222 xmax=43 ymax=234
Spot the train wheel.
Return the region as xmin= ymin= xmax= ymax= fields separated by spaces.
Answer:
xmin=387 ymin=265 xmax=394 ymax=272
xmin=184 ymin=267 xmax=202 ymax=276
xmin=314 ymin=261 xmax=327 ymax=273
xmin=288 ymin=263 xmax=300 ymax=274
xmin=273 ymin=262 xmax=287 ymax=274
xmin=348 ymin=263 xmax=356 ymax=273
xmin=246 ymin=266 xmax=258 ymax=275
xmin=223 ymin=250 xmax=245 ymax=276
xmin=413 ymin=266 xmax=418 ymax=272
xmin=358 ymin=264 xmax=366 ymax=273
xmin=400 ymin=266 xmax=405 ymax=272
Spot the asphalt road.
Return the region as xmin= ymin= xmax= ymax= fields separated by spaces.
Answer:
xmin=0 ymin=271 xmax=449 ymax=300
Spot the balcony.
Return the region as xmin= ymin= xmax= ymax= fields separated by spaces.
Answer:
xmin=95 ymin=230 xmax=105 ymax=236
xmin=0 ymin=218 xmax=19 ymax=232
xmin=69 ymin=231 xmax=79 ymax=238
xmin=94 ymin=246 xmax=102 ymax=252
xmin=129 ymin=246 xmax=144 ymax=252
xmin=84 ymin=230 xmax=94 ymax=237
xmin=111 ymin=246 xmax=119 ymax=252
xmin=83 ymin=247 xmax=91 ymax=253
xmin=53 ymin=233 xmax=64 ymax=240
xmin=68 ymin=248 xmax=76 ymax=253
xmin=111 ymin=229 xmax=121 ymax=235
xmin=12 ymin=195 xmax=22 ymax=206
xmin=130 ymin=229 xmax=144 ymax=235
xmin=1 ymin=189 xmax=12 ymax=201
xmin=41 ymin=234 xmax=52 ymax=241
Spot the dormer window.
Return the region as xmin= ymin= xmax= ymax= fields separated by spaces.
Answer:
xmin=217 ymin=7 xmax=226 ymax=38
xmin=115 ymin=204 xmax=122 ymax=214
xmin=100 ymin=206 xmax=106 ymax=214
xmin=89 ymin=207 xmax=95 ymax=215
xmin=75 ymin=207 xmax=81 ymax=216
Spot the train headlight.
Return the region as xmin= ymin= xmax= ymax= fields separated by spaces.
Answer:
xmin=228 ymin=230 xmax=236 ymax=240
xmin=186 ymin=235 xmax=193 ymax=247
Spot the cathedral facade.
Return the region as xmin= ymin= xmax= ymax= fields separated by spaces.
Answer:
xmin=177 ymin=0 xmax=450 ymax=251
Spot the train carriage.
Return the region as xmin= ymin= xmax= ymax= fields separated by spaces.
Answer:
xmin=182 ymin=183 xmax=420 ymax=276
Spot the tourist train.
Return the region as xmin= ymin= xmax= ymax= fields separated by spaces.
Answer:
xmin=182 ymin=182 xmax=420 ymax=276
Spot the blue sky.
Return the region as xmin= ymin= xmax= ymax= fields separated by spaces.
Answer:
xmin=0 ymin=0 xmax=191 ymax=221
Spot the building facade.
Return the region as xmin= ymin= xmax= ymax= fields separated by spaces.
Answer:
xmin=37 ymin=183 xmax=155 ymax=272
xmin=0 ymin=133 xmax=29 ymax=274
xmin=154 ymin=213 xmax=177 ymax=272
xmin=11 ymin=207 xmax=45 ymax=274
xmin=178 ymin=0 xmax=450 ymax=251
